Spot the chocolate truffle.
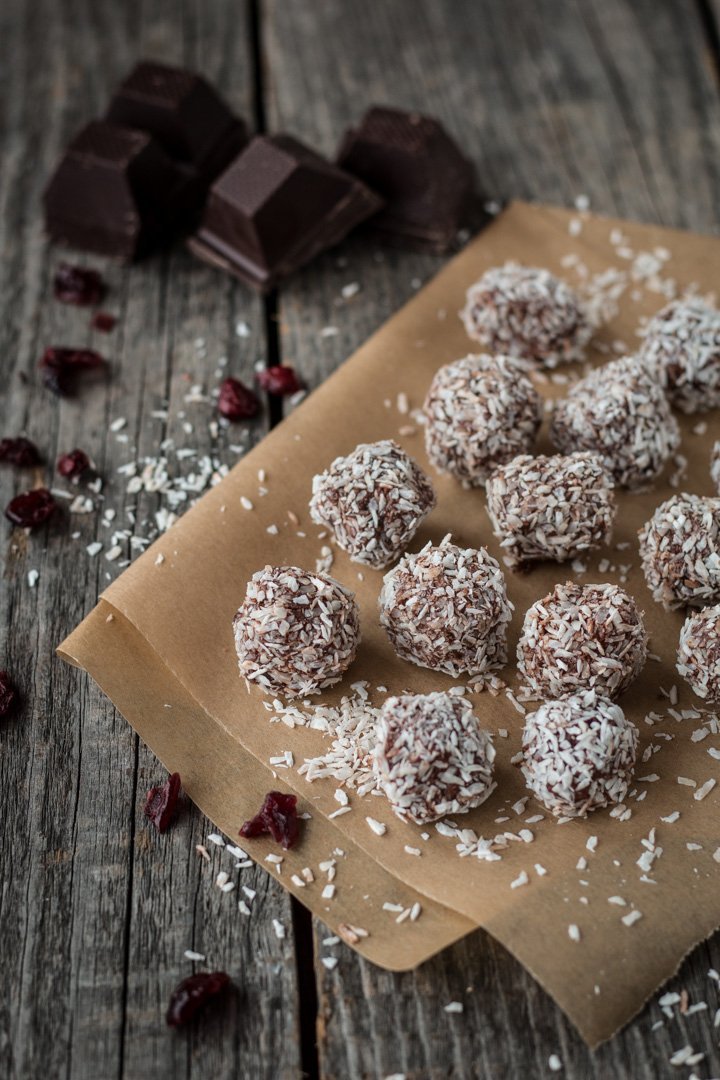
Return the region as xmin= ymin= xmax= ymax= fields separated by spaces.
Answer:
xmin=677 ymin=604 xmax=720 ymax=704
xmin=638 ymin=493 xmax=720 ymax=610
xmin=520 ymin=690 xmax=638 ymax=818
xmin=711 ymin=441 xmax=720 ymax=495
xmin=379 ymin=535 xmax=513 ymax=677
xmin=639 ymin=298 xmax=720 ymax=414
xmin=517 ymin=581 xmax=648 ymax=699
xmin=309 ymin=439 xmax=436 ymax=569
xmin=373 ymin=692 xmax=496 ymax=824
xmin=485 ymin=452 xmax=616 ymax=569
xmin=550 ymin=356 xmax=681 ymax=489
xmin=423 ymin=354 xmax=542 ymax=488
xmin=233 ymin=566 xmax=360 ymax=698
xmin=460 ymin=263 xmax=592 ymax=368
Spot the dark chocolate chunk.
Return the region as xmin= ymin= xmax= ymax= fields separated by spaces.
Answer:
xmin=337 ymin=106 xmax=475 ymax=253
xmin=43 ymin=121 xmax=185 ymax=260
xmin=106 ymin=60 xmax=247 ymax=183
xmin=188 ymin=135 xmax=383 ymax=292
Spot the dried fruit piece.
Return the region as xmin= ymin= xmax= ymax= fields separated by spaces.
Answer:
xmin=0 ymin=671 xmax=18 ymax=718
xmin=256 ymin=366 xmax=302 ymax=397
xmin=144 ymin=771 xmax=182 ymax=833
xmin=5 ymin=488 xmax=56 ymax=528
xmin=0 ymin=437 xmax=41 ymax=467
xmin=218 ymin=376 xmax=260 ymax=420
xmin=57 ymin=449 xmax=91 ymax=480
xmin=166 ymin=971 xmax=230 ymax=1028
xmin=39 ymin=347 xmax=105 ymax=396
xmin=92 ymin=311 xmax=117 ymax=332
xmin=54 ymin=263 xmax=106 ymax=306
xmin=239 ymin=790 xmax=300 ymax=849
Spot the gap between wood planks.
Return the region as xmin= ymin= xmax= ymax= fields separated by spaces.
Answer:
xmin=696 ymin=0 xmax=720 ymax=83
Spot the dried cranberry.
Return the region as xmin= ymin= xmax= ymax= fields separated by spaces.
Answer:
xmin=5 ymin=488 xmax=56 ymax=528
xmin=144 ymin=771 xmax=182 ymax=833
xmin=256 ymin=366 xmax=303 ymax=397
xmin=53 ymin=263 xmax=106 ymax=306
xmin=217 ymin=377 xmax=260 ymax=420
xmin=0 ymin=437 xmax=41 ymax=467
xmin=166 ymin=971 xmax=230 ymax=1028
xmin=239 ymin=790 xmax=300 ymax=849
xmin=0 ymin=671 xmax=18 ymax=718
xmin=57 ymin=448 xmax=91 ymax=480
xmin=39 ymin=347 xmax=105 ymax=396
xmin=92 ymin=311 xmax=117 ymax=332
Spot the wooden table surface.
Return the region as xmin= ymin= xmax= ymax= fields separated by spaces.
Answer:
xmin=2 ymin=1 xmax=720 ymax=1077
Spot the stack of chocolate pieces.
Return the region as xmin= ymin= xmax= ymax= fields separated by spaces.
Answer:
xmin=45 ymin=63 xmax=477 ymax=285
xmin=44 ymin=61 xmax=248 ymax=260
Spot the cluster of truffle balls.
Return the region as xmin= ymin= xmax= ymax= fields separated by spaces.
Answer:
xmin=232 ymin=262 xmax=720 ymax=829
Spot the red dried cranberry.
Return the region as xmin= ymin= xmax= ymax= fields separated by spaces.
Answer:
xmin=144 ymin=771 xmax=182 ymax=833
xmin=92 ymin=311 xmax=117 ymax=332
xmin=239 ymin=790 xmax=300 ymax=849
xmin=0 ymin=437 xmax=41 ymax=467
xmin=0 ymin=671 xmax=18 ymax=718
xmin=256 ymin=366 xmax=303 ymax=397
xmin=166 ymin=971 xmax=230 ymax=1028
xmin=217 ymin=377 xmax=260 ymax=420
xmin=53 ymin=263 xmax=106 ymax=306
xmin=5 ymin=488 xmax=56 ymax=528
xmin=39 ymin=347 xmax=105 ymax=396
xmin=57 ymin=448 xmax=91 ymax=480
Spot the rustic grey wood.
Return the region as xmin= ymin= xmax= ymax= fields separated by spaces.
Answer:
xmin=264 ymin=0 xmax=720 ymax=1077
xmin=2 ymin=0 xmax=720 ymax=1078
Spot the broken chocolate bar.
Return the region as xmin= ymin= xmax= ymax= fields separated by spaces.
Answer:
xmin=337 ymin=106 xmax=475 ymax=253
xmin=43 ymin=121 xmax=184 ymax=260
xmin=188 ymin=134 xmax=383 ymax=292
xmin=106 ymin=60 xmax=247 ymax=190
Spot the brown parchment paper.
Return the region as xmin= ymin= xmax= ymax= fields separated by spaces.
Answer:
xmin=59 ymin=202 xmax=720 ymax=1047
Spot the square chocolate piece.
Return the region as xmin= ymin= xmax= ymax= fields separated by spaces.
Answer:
xmin=188 ymin=134 xmax=383 ymax=292
xmin=43 ymin=121 xmax=184 ymax=260
xmin=337 ymin=106 xmax=476 ymax=253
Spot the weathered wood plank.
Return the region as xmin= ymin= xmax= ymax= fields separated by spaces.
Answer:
xmin=264 ymin=0 xmax=720 ymax=1076
xmin=0 ymin=2 xmax=302 ymax=1078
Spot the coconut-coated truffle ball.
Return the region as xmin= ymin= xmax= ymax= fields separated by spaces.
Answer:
xmin=550 ymin=355 xmax=681 ymax=489
xmin=233 ymin=566 xmax=360 ymax=698
xmin=677 ymin=604 xmax=720 ymax=704
xmin=423 ymin=354 xmax=542 ymax=488
xmin=517 ymin=581 xmax=648 ymax=700
xmin=639 ymin=298 xmax=720 ymax=414
xmin=309 ymin=439 xmax=436 ymax=569
xmin=638 ymin=493 xmax=720 ymax=610
xmin=520 ymin=690 xmax=639 ymax=818
xmin=379 ymin=535 xmax=513 ymax=677
xmin=711 ymin=441 xmax=720 ymax=495
xmin=485 ymin=452 xmax=616 ymax=569
xmin=373 ymin=692 xmax=496 ymax=824
xmin=460 ymin=263 xmax=592 ymax=368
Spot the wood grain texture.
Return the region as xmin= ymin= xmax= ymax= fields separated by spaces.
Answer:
xmin=0 ymin=2 xmax=301 ymax=1078
xmin=264 ymin=0 xmax=720 ymax=1077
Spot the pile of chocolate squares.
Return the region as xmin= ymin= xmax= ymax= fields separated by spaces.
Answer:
xmin=44 ymin=60 xmax=476 ymax=292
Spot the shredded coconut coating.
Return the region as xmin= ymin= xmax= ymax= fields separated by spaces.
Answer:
xmin=550 ymin=355 xmax=681 ymax=489
xmin=309 ymin=439 xmax=436 ymax=569
xmin=233 ymin=565 xmax=360 ymax=698
xmin=423 ymin=354 xmax=542 ymax=488
xmin=485 ymin=452 xmax=616 ymax=569
xmin=521 ymin=690 xmax=638 ymax=818
xmin=677 ymin=604 xmax=720 ymax=704
xmin=517 ymin=581 xmax=648 ymax=700
xmin=638 ymin=298 xmax=720 ymax=414
xmin=638 ymin=493 xmax=720 ymax=610
xmin=379 ymin=535 xmax=513 ymax=677
xmin=460 ymin=263 xmax=592 ymax=368
xmin=712 ymin=441 xmax=720 ymax=495
xmin=373 ymin=692 xmax=496 ymax=824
